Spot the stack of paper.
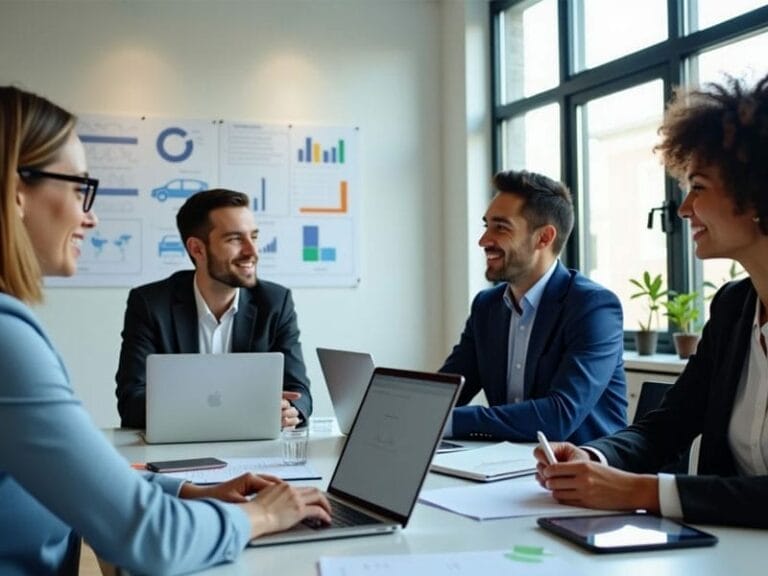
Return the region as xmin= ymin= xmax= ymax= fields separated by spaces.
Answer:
xmin=430 ymin=441 xmax=536 ymax=482
xmin=419 ymin=479 xmax=590 ymax=520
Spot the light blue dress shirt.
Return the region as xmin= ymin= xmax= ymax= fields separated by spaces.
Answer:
xmin=502 ymin=261 xmax=558 ymax=405
xmin=0 ymin=293 xmax=251 ymax=575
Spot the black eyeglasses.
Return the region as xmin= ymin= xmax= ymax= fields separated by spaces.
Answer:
xmin=17 ymin=167 xmax=99 ymax=213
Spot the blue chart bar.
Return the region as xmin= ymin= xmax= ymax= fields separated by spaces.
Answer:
xmin=332 ymin=148 xmax=337 ymax=163
xmin=305 ymin=137 xmax=312 ymax=163
xmin=261 ymin=237 xmax=277 ymax=254
xmin=298 ymin=149 xmax=304 ymax=162
xmin=303 ymin=225 xmax=319 ymax=247
xmin=323 ymin=151 xmax=328 ymax=163
xmin=320 ymin=248 xmax=336 ymax=262
xmin=80 ymin=135 xmax=139 ymax=145
xmin=100 ymin=188 xmax=139 ymax=197
xmin=253 ymin=178 xmax=267 ymax=211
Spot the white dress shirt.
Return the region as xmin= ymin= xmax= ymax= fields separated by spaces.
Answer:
xmin=193 ymin=278 xmax=239 ymax=354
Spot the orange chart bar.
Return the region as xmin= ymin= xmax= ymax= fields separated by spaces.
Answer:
xmin=299 ymin=181 xmax=348 ymax=214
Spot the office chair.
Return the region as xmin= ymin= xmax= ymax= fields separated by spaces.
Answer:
xmin=633 ymin=380 xmax=699 ymax=474
xmin=632 ymin=380 xmax=672 ymax=424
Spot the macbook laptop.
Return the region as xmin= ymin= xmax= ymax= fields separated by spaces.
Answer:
xmin=144 ymin=352 xmax=283 ymax=444
xmin=249 ymin=367 xmax=464 ymax=546
xmin=316 ymin=347 xmax=375 ymax=435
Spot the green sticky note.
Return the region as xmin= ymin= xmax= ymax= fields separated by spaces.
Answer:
xmin=504 ymin=545 xmax=551 ymax=563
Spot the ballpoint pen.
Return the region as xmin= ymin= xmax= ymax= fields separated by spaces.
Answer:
xmin=537 ymin=430 xmax=558 ymax=465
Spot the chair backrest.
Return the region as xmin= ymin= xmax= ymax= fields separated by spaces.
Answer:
xmin=633 ymin=380 xmax=672 ymax=424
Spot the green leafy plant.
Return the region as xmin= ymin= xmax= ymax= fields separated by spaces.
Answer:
xmin=663 ymin=291 xmax=700 ymax=334
xmin=629 ymin=272 xmax=667 ymax=331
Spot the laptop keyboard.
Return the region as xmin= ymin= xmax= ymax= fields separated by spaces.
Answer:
xmin=303 ymin=499 xmax=382 ymax=529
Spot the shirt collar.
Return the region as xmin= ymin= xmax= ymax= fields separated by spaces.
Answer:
xmin=753 ymin=296 xmax=768 ymax=340
xmin=503 ymin=260 xmax=558 ymax=314
xmin=193 ymin=273 xmax=239 ymax=324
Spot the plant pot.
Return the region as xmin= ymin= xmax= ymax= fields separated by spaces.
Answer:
xmin=673 ymin=333 xmax=700 ymax=359
xmin=634 ymin=331 xmax=658 ymax=356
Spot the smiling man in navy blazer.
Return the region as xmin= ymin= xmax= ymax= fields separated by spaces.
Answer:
xmin=441 ymin=170 xmax=627 ymax=443
xmin=116 ymin=189 xmax=311 ymax=429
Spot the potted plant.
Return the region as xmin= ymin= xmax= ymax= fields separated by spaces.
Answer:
xmin=629 ymin=272 xmax=667 ymax=355
xmin=663 ymin=291 xmax=701 ymax=359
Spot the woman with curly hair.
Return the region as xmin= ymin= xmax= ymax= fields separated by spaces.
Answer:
xmin=534 ymin=74 xmax=768 ymax=528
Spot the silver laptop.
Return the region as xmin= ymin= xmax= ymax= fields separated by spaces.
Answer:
xmin=144 ymin=352 xmax=283 ymax=444
xmin=249 ymin=367 xmax=464 ymax=546
xmin=316 ymin=347 xmax=375 ymax=435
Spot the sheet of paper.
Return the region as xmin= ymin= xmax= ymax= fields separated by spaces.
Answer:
xmin=159 ymin=457 xmax=320 ymax=484
xmin=318 ymin=547 xmax=580 ymax=576
xmin=419 ymin=478 xmax=590 ymax=520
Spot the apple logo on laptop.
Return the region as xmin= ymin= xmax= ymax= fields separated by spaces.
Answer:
xmin=207 ymin=391 xmax=222 ymax=407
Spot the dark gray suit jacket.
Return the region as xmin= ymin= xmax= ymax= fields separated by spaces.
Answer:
xmin=587 ymin=278 xmax=768 ymax=527
xmin=115 ymin=270 xmax=311 ymax=428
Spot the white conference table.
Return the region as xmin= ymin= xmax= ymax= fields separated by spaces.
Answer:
xmin=106 ymin=421 xmax=764 ymax=576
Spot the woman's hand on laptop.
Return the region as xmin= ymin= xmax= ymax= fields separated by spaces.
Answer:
xmin=281 ymin=391 xmax=302 ymax=428
xmin=245 ymin=481 xmax=332 ymax=538
xmin=179 ymin=473 xmax=283 ymax=503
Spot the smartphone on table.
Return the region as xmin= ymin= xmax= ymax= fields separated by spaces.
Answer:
xmin=145 ymin=457 xmax=227 ymax=473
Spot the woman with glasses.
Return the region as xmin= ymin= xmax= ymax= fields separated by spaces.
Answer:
xmin=0 ymin=85 xmax=330 ymax=574
xmin=534 ymin=73 xmax=768 ymax=528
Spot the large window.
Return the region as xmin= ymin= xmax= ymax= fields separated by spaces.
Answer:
xmin=492 ymin=0 xmax=768 ymax=349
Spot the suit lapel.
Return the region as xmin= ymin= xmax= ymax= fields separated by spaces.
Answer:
xmin=524 ymin=263 xmax=571 ymax=397
xmin=709 ymin=287 xmax=755 ymax=439
xmin=232 ymin=288 xmax=257 ymax=352
xmin=172 ymin=275 xmax=199 ymax=353
xmin=487 ymin=289 xmax=511 ymax=405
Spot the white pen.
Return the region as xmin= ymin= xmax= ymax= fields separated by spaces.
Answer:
xmin=537 ymin=430 xmax=558 ymax=465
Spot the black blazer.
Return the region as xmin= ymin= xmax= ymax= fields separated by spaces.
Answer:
xmin=587 ymin=278 xmax=768 ymax=527
xmin=115 ymin=270 xmax=312 ymax=428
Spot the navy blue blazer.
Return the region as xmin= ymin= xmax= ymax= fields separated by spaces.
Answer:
xmin=587 ymin=279 xmax=768 ymax=528
xmin=441 ymin=262 xmax=627 ymax=443
xmin=115 ymin=270 xmax=312 ymax=428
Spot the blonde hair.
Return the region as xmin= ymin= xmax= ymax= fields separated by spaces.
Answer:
xmin=0 ymin=86 xmax=76 ymax=302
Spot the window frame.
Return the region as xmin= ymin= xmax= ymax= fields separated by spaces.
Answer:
xmin=490 ymin=0 xmax=768 ymax=352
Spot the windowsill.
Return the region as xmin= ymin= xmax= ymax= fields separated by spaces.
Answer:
xmin=623 ymin=351 xmax=688 ymax=374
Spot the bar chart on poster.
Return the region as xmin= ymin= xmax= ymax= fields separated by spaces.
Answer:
xmin=46 ymin=115 xmax=360 ymax=288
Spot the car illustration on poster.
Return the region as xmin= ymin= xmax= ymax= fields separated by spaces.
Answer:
xmin=151 ymin=178 xmax=207 ymax=202
xmin=158 ymin=234 xmax=186 ymax=257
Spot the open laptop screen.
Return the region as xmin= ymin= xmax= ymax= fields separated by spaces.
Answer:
xmin=328 ymin=368 xmax=462 ymax=522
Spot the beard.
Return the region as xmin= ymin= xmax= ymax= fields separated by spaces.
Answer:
xmin=206 ymin=253 xmax=258 ymax=288
xmin=484 ymin=241 xmax=536 ymax=285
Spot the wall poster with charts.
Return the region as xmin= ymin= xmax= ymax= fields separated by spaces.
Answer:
xmin=46 ymin=115 xmax=360 ymax=289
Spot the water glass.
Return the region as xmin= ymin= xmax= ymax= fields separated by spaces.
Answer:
xmin=281 ymin=427 xmax=309 ymax=465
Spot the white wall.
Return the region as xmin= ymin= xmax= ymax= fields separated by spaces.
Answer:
xmin=0 ymin=0 xmax=490 ymax=427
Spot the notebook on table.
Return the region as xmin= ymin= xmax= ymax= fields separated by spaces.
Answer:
xmin=430 ymin=441 xmax=537 ymax=482
xmin=316 ymin=347 xmax=376 ymax=435
xmin=144 ymin=352 xmax=283 ymax=444
xmin=248 ymin=367 xmax=464 ymax=546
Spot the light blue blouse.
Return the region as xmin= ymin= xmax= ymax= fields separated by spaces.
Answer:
xmin=0 ymin=293 xmax=251 ymax=575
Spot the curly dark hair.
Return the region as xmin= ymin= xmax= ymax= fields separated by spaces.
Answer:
xmin=655 ymin=74 xmax=768 ymax=234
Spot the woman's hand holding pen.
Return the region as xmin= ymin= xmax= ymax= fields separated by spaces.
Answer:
xmin=534 ymin=441 xmax=661 ymax=513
